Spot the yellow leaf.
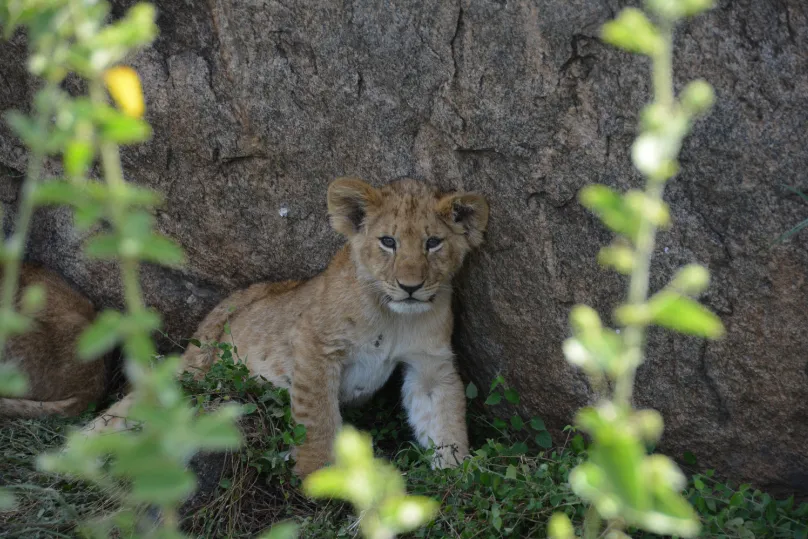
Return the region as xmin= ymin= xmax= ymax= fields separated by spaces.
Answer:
xmin=103 ymin=66 xmax=145 ymax=119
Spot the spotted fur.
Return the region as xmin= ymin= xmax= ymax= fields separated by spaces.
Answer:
xmin=86 ymin=178 xmax=489 ymax=477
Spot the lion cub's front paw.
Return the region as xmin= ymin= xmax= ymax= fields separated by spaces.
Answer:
xmin=432 ymin=443 xmax=469 ymax=470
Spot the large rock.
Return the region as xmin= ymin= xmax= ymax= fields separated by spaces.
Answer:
xmin=0 ymin=0 xmax=806 ymax=494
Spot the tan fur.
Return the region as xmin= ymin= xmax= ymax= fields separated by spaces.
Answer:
xmin=88 ymin=178 xmax=489 ymax=477
xmin=0 ymin=264 xmax=105 ymax=418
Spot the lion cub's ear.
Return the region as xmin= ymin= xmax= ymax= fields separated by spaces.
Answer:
xmin=328 ymin=177 xmax=382 ymax=237
xmin=437 ymin=192 xmax=490 ymax=248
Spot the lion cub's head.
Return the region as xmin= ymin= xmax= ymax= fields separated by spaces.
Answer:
xmin=328 ymin=177 xmax=489 ymax=314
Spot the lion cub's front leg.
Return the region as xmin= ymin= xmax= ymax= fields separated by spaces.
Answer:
xmin=401 ymin=355 xmax=469 ymax=468
xmin=290 ymin=352 xmax=343 ymax=478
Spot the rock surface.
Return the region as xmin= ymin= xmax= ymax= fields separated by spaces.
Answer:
xmin=1 ymin=0 xmax=806 ymax=493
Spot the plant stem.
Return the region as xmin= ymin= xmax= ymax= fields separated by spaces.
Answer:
xmin=614 ymin=22 xmax=674 ymax=411
xmin=89 ymin=80 xmax=145 ymax=320
xmin=0 ymin=85 xmax=56 ymax=364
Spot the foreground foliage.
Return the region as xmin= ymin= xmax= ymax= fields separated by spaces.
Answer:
xmin=0 ymin=1 xmax=244 ymax=535
xmin=2 ymin=355 xmax=805 ymax=538
xmin=554 ymin=1 xmax=725 ymax=537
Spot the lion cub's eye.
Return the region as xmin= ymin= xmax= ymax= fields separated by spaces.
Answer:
xmin=379 ymin=236 xmax=397 ymax=250
xmin=425 ymin=237 xmax=443 ymax=251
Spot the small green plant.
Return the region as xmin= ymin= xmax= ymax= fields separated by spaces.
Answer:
xmin=303 ymin=427 xmax=439 ymax=539
xmin=0 ymin=1 xmax=243 ymax=536
xmin=2 ymin=372 xmax=806 ymax=537
xmin=550 ymin=1 xmax=723 ymax=538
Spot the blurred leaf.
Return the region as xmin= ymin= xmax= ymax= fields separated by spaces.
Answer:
xmin=579 ymin=185 xmax=640 ymax=240
xmin=33 ymin=180 xmax=87 ymax=206
xmin=548 ymin=513 xmax=575 ymax=539
xmin=192 ymin=406 xmax=243 ymax=450
xmin=140 ymin=233 xmax=186 ymax=266
xmin=0 ymin=363 xmax=28 ymax=397
xmin=649 ymin=291 xmax=725 ymax=338
xmin=130 ymin=467 xmax=196 ymax=505
xmin=85 ymin=233 xmax=120 ymax=259
xmin=20 ymin=283 xmax=46 ymax=315
xmin=64 ymin=139 xmax=95 ymax=178
xmin=465 ymin=381 xmax=478 ymax=400
xmin=5 ymin=111 xmax=41 ymax=149
xmin=242 ymin=403 xmax=258 ymax=415
xmin=95 ymin=106 xmax=151 ymax=144
xmin=0 ymin=308 xmax=32 ymax=336
xmin=601 ymin=8 xmax=662 ymax=55
xmin=78 ymin=310 xmax=123 ymax=360
xmin=257 ymin=522 xmax=299 ymax=539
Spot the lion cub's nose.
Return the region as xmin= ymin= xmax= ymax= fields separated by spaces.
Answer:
xmin=397 ymin=281 xmax=424 ymax=296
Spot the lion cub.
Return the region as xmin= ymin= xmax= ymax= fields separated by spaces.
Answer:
xmin=0 ymin=264 xmax=105 ymax=418
xmin=88 ymin=178 xmax=489 ymax=477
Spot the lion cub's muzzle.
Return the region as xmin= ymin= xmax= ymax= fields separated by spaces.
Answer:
xmin=385 ymin=279 xmax=437 ymax=314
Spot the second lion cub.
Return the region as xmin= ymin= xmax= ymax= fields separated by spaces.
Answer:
xmin=88 ymin=177 xmax=489 ymax=477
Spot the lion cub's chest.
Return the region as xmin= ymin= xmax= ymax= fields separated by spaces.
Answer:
xmin=339 ymin=327 xmax=415 ymax=405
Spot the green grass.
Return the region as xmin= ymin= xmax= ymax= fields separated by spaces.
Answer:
xmin=1 ymin=352 xmax=806 ymax=538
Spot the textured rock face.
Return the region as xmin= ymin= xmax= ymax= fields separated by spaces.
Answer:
xmin=0 ymin=0 xmax=806 ymax=493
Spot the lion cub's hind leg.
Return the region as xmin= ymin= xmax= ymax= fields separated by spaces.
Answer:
xmin=0 ymin=397 xmax=81 ymax=418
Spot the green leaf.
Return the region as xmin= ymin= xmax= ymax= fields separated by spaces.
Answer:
xmin=192 ymin=408 xmax=243 ymax=450
xmin=78 ymin=310 xmax=123 ymax=360
xmin=504 ymin=388 xmax=520 ymax=404
xmin=510 ymin=415 xmax=524 ymax=431
xmin=505 ymin=464 xmax=517 ymax=480
xmin=20 ymin=284 xmax=46 ymax=315
xmin=140 ymin=233 xmax=186 ymax=266
xmin=601 ymin=8 xmax=662 ymax=55
xmin=95 ymin=107 xmax=152 ymax=144
xmin=32 ymin=181 xmax=87 ymax=206
xmin=579 ymin=184 xmax=640 ymax=239
xmin=465 ymin=382 xmax=478 ymax=400
xmin=530 ymin=417 xmax=546 ymax=431
xmin=490 ymin=374 xmax=505 ymax=392
xmin=85 ymin=233 xmax=120 ymax=259
xmin=485 ymin=393 xmax=502 ymax=406
xmin=242 ymin=403 xmax=258 ymax=415
xmin=5 ymin=111 xmax=42 ymax=149
xmin=64 ymin=139 xmax=95 ymax=178
xmin=649 ymin=291 xmax=725 ymax=338
xmin=257 ymin=522 xmax=299 ymax=539
xmin=0 ymin=363 xmax=27 ymax=397
xmin=130 ymin=467 xmax=196 ymax=505
xmin=683 ymin=451 xmax=697 ymax=466
xmin=124 ymin=332 xmax=157 ymax=364
xmin=548 ymin=513 xmax=575 ymax=539
xmin=535 ymin=431 xmax=552 ymax=449
xmin=74 ymin=203 xmax=104 ymax=231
